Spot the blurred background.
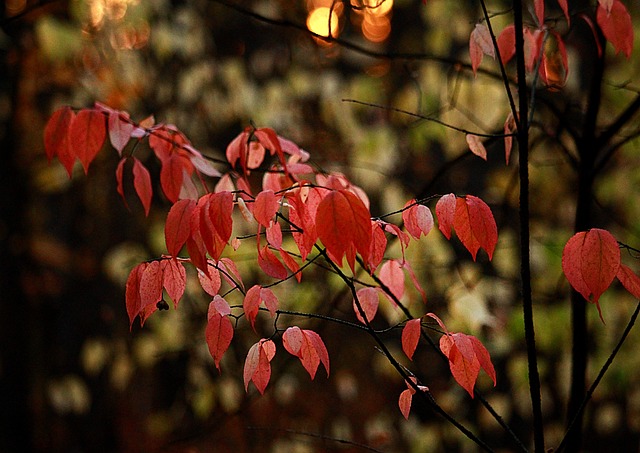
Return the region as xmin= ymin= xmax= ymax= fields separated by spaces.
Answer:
xmin=2 ymin=0 xmax=640 ymax=452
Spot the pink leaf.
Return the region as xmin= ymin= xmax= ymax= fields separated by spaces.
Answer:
xmin=435 ymin=193 xmax=456 ymax=239
xmin=379 ymin=259 xmax=405 ymax=302
xmin=197 ymin=264 xmax=221 ymax=296
xmin=466 ymin=134 xmax=487 ymax=160
xmin=258 ymin=245 xmax=288 ymax=279
xmin=403 ymin=200 xmax=434 ymax=240
xmin=402 ymin=318 xmax=422 ymax=360
xmin=534 ymin=0 xmax=545 ymax=27
xmin=244 ymin=340 xmax=274 ymax=394
xmin=108 ymin=111 xmax=134 ymax=155
xmin=209 ymin=294 xmax=231 ymax=317
xmin=469 ymin=23 xmax=495 ymax=76
xmin=266 ymin=222 xmax=283 ymax=249
xmin=353 ymin=287 xmax=379 ymax=324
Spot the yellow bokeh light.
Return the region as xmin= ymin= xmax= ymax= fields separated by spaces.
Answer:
xmin=306 ymin=7 xmax=340 ymax=39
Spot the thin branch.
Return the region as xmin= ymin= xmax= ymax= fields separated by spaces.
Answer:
xmin=341 ymin=99 xmax=514 ymax=139
xmin=555 ymin=300 xmax=640 ymax=453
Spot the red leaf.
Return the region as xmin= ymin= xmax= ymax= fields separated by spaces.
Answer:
xmin=125 ymin=262 xmax=147 ymax=329
xmin=598 ymin=0 xmax=614 ymax=13
xmin=244 ymin=285 xmax=263 ymax=331
xmin=266 ymin=222 xmax=283 ymax=249
xmin=597 ymin=0 xmax=633 ymax=59
xmin=283 ymin=327 xmax=329 ymax=379
xmin=253 ymin=190 xmax=280 ymax=228
xmin=466 ymin=134 xmax=487 ymax=160
xmin=219 ymin=257 xmax=245 ymax=291
xmin=379 ymin=259 xmax=404 ymax=302
xmin=453 ymin=196 xmax=498 ymax=260
xmin=116 ymin=157 xmax=127 ymax=208
xmin=403 ymin=200 xmax=434 ymax=240
xmin=444 ymin=337 xmax=481 ymax=397
xmin=316 ymin=189 xmax=372 ymax=270
xmin=540 ymin=32 xmax=569 ymax=89
xmin=165 ymin=199 xmax=196 ymax=257
xmin=469 ymin=23 xmax=495 ymax=76
xmin=226 ymin=129 xmax=249 ymax=170
xmin=497 ymin=25 xmax=516 ymax=65
xmin=399 ymin=388 xmax=413 ymax=420
xmin=534 ymin=0 xmax=545 ymax=27
xmin=258 ymin=245 xmax=288 ymax=279
xmin=161 ymin=259 xmax=186 ymax=308
xmin=207 ymin=191 xmax=234 ymax=244
xmin=469 ymin=335 xmax=497 ymax=386
xmin=44 ymin=106 xmax=76 ymax=176
xmin=159 ymin=154 xmax=186 ymax=203
xmin=562 ymin=229 xmax=620 ymax=320
xmin=108 ymin=111 xmax=133 ymax=155
xmin=244 ymin=339 xmax=274 ymax=394
xmin=367 ymin=221 xmax=387 ymax=272
xmin=278 ymin=249 xmax=301 ymax=281
xmin=69 ymin=108 xmax=106 ymax=174
xmin=206 ymin=310 xmax=234 ymax=371
xmin=197 ymin=264 xmax=221 ymax=296
xmin=617 ymin=264 xmax=640 ymax=299
xmin=402 ymin=318 xmax=422 ymax=360
xmin=288 ymin=189 xmax=318 ymax=261
xmin=132 ymin=158 xmax=153 ymax=216
xmin=139 ymin=260 xmax=164 ymax=316
xmin=435 ymin=193 xmax=456 ymax=239
xmin=353 ymin=287 xmax=379 ymax=324
xmin=255 ymin=127 xmax=287 ymax=172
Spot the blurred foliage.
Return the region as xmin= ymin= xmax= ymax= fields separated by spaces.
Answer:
xmin=2 ymin=0 xmax=640 ymax=452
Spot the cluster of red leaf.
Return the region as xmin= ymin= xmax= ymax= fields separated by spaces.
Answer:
xmin=44 ymin=101 xmax=504 ymax=416
xmin=563 ymin=228 xmax=640 ymax=322
xmin=467 ymin=0 xmax=634 ymax=165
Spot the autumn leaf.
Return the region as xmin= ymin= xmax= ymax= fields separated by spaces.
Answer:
xmin=597 ymin=0 xmax=633 ymax=59
xmin=282 ymin=327 xmax=330 ymax=379
xmin=617 ymin=264 xmax=640 ymax=299
xmin=161 ymin=259 xmax=186 ymax=308
xmin=44 ymin=105 xmax=76 ymax=176
xmin=69 ymin=108 xmax=106 ymax=174
xmin=258 ymin=245 xmax=288 ymax=279
xmin=398 ymin=377 xmax=428 ymax=420
xmin=243 ymin=285 xmax=279 ymax=331
xmin=469 ymin=23 xmax=495 ymax=76
xmin=125 ymin=262 xmax=147 ymax=329
xmin=402 ymin=318 xmax=422 ymax=360
xmin=197 ymin=264 xmax=221 ymax=296
xmin=206 ymin=297 xmax=234 ymax=371
xmin=466 ymin=134 xmax=487 ymax=160
xmin=436 ymin=193 xmax=457 ymax=240
xmin=353 ymin=287 xmax=379 ymax=324
xmin=534 ymin=0 xmax=545 ymax=27
xmin=367 ymin=221 xmax=387 ymax=272
xmin=441 ymin=334 xmax=481 ymax=397
xmin=165 ymin=199 xmax=196 ymax=257
xmin=316 ymin=189 xmax=372 ymax=270
xmin=562 ymin=228 xmax=620 ymax=321
xmin=108 ymin=110 xmax=134 ymax=155
xmin=244 ymin=339 xmax=276 ymax=394
xmin=453 ymin=196 xmax=498 ymax=260
xmin=504 ymin=112 xmax=517 ymax=165
xmin=403 ymin=200 xmax=433 ymax=240
xmin=379 ymin=259 xmax=404 ymax=303
xmin=132 ymin=158 xmax=153 ymax=216
xmin=253 ymin=190 xmax=280 ymax=228
xmin=139 ymin=260 xmax=164 ymax=317
xmin=497 ymin=25 xmax=516 ymax=66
